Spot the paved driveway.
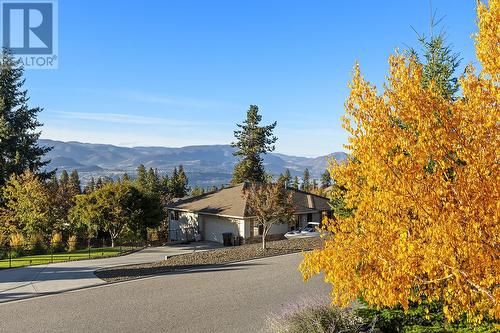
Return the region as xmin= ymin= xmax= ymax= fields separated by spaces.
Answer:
xmin=0 ymin=253 xmax=330 ymax=333
xmin=0 ymin=242 xmax=221 ymax=303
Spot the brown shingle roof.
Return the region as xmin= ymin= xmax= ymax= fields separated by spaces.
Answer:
xmin=168 ymin=183 xmax=331 ymax=218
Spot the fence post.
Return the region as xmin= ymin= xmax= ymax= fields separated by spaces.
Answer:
xmin=88 ymin=239 xmax=91 ymax=259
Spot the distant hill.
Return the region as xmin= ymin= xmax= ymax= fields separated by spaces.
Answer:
xmin=39 ymin=139 xmax=347 ymax=187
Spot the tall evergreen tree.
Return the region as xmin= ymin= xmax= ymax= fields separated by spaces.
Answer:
xmin=145 ymin=168 xmax=161 ymax=195
xmin=169 ymin=167 xmax=178 ymax=195
xmin=59 ymin=170 xmax=69 ymax=187
xmin=169 ymin=165 xmax=188 ymax=197
xmin=176 ymin=165 xmax=188 ymax=197
xmin=135 ymin=164 xmax=148 ymax=189
xmin=301 ymin=168 xmax=311 ymax=192
xmin=320 ymin=169 xmax=332 ymax=189
xmin=0 ymin=49 xmax=52 ymax=186
xmin=410 ymin=33 xmax=460 ymax=100
xmin=231 ymin=105 xmax=277 ymax=184
xmin=160 ymin=174 xmax=170 ymax=196
xmin=283 ymin=169 xmax=292 ymax=188
xmin=291 ymin=176 xmax=299 ymax=190
xmin=69 ymin=170 xmax=81 ymax=195
xmin=277 ymin=169 xmax=292 ymax=188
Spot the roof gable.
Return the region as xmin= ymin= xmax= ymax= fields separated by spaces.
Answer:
xmin=168 ymin=183 xmax=249 ymax=217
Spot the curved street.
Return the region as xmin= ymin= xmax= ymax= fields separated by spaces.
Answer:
xmin=0 ymin=242 xmax=221 ymax=303
xmin=0 ymin=252 xmax=330 ymax=333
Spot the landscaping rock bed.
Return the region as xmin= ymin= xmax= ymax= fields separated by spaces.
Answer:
xmin=95 ymin=237 xmax=323 ymax=282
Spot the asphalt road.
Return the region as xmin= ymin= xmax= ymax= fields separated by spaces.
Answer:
xmin=0 ymin=242 xmax=222 ymax=303
xmin=0 ymin=253 xmax=331 ymax=333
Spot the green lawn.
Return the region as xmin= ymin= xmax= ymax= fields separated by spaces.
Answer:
xmin=0 ymin=246 xmax=139 ymax=269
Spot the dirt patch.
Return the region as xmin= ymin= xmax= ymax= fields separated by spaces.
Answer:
xmin=95 ymin=237 xmax=323 ymax=282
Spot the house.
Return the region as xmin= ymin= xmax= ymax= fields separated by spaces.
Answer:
xmin=166 ymin=182 xmax=332 ymax=244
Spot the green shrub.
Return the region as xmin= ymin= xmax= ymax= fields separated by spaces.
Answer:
xmin=268 ymin=298 xmax=365 ymax=333
xmin=356 ymin=300 xmax=499 ymax=333
xmin=30 ymin=242 xmax=46 ymax=255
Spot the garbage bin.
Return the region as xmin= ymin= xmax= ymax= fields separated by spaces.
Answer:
xmin=222 ymin=232 xmax=232 ymax=246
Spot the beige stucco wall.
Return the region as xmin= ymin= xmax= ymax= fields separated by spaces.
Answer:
xmin=268 ymin=223 xmax=290 ymax=235
xmin=169 ymin=210 xmax=324 ymax=243
xmin=201 ymin=215 xmax=242 ymax=243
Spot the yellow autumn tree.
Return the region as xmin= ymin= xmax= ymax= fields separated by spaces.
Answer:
xmin=300 ymin=0 xmax=499 ymax=323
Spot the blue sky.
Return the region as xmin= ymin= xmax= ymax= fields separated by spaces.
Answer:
xmin=27 ymin=0 xmax=478 ymax=157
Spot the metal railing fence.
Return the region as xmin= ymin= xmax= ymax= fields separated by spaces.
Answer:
xmin=0 ymin=239 xmax=145 ymax=269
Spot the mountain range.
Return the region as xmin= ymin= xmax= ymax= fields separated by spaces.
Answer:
xmin=39 ymin=139 xmax=347 ymax=187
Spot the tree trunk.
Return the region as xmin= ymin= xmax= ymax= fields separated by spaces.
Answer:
xmin=262 ymin=227 xmax=268 ymax=250
xmin=111 ymin=237 xmax=115 ymax=248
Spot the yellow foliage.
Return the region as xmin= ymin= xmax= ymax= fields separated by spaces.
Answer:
xmin=300 ymin=0 xmax=499 ymax=323
xmin=51 ymin=232 xmax=62 ymax=245
xmin=9 ymin=233 xmax=24 ymax=247
xmin=67 ymin=234 xmax=77 ymax=251
xmin=476 ymin=0 xmax=500 ymax=79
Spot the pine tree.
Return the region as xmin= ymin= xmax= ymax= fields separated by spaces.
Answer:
xmin=277 ymin=169 xmax=292 ymax=188
xmin=169 ymin=165 xmax=188 ymax=198
xmin=145 ymin=168 xmax=161 ymax=195
xmin=69 ymin=170 xmax=81 ymax=196
xmin=301 ymin=168 xmax=311 ymax=192
xmin=0 ymin=49 xmax=52 ymax=186
xmin=59 ymin=170 xmax=69 ymax=187
xmin=231 ymin=105 xmax=277 ymax=184
xmin=410 ymin=33 xmax=460 ymax=100
xmin=283 ymin=169 xmax=292 ymax=188
xmin=122 ymin=173 xmax=130 ymax=182
xmin=169 ymin=167 xmax=178 ymax=195
xmin=160 ymin=175 xmax=170 ymax=196
xmin=291 ymin=176 xmax=299 ymax=190
xmin=135 ymin=164 xmax=148 ymax=189
xmin=177 ymin=165 xmax=188 ymax=197
xmin=320 ymin=169 xmax=331 ymax=189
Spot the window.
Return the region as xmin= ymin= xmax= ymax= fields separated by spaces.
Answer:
xmin=307 ymin=213 xmax=313 ymax=222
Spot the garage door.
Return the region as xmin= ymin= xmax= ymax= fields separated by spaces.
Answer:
xmin=202 ymin=217 xmax=239 ymax=243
